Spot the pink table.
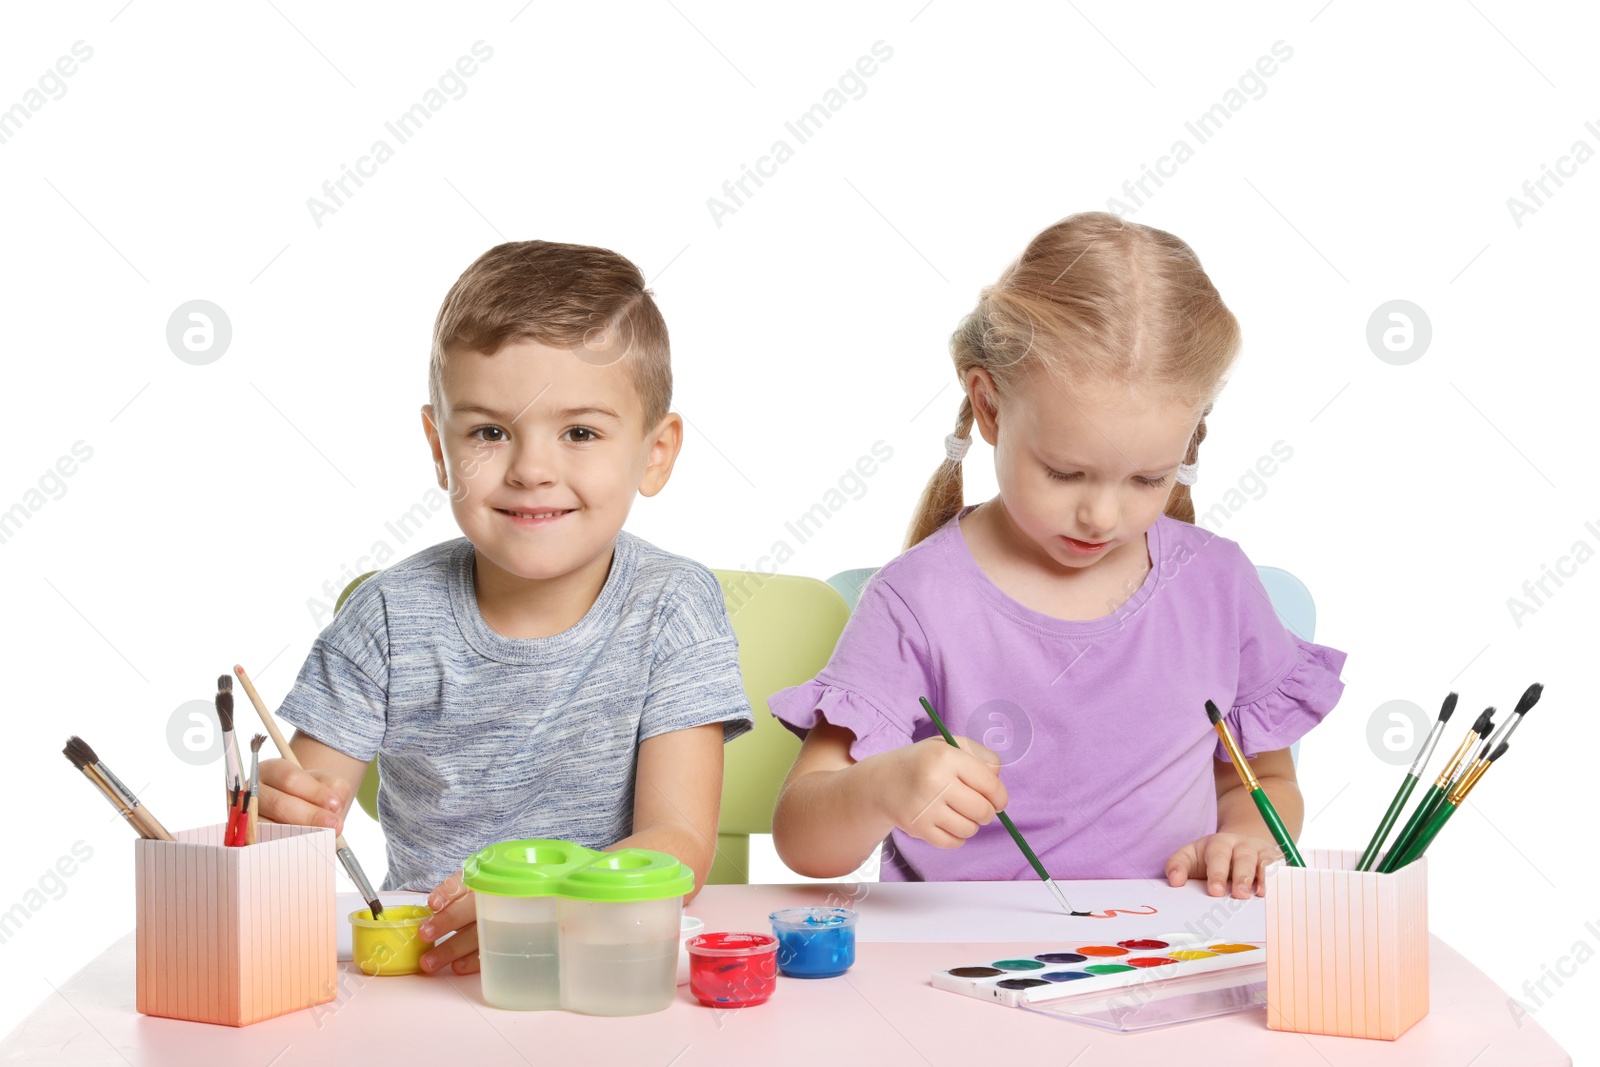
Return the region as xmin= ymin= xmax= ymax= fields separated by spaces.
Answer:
xmin=0 ymin=881 xmax=1571 ymax=1066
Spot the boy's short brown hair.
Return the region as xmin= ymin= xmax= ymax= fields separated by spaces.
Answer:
xmin=429 ymin=240 xmax=672 ymax=427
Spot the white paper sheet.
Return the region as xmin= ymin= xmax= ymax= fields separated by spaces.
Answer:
xmin=717 ymin=879 xmax=1266 ymax=945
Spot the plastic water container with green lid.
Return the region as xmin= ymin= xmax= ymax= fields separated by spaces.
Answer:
xmin=463 ymin=838 xmax=694 ymax=1015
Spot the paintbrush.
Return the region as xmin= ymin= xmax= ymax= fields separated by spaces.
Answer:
xmin=1452 ymin=708 xmax=1496 ymax=791
xmin=1401 ymin=703 xmax=1484 ymax=870
xmin=1205 ymin=699 xmax=1303 ymax=867
xmin=215 ymin=675 xmax=244 ymax=806
xmin=1411 ymin=684 xmax=1541 ymax=865
xmin=918 ymin=696 xmax=1085 ymax=916
xmin=217 ymin=676 xmax=249 ymax=846
xmin=228 ymin=780 xmax=249 ymax=847
xmin=1421 ymin=692 xmax=1528 ymax=860
xmin=1379 ymin=706 xmax=1494 ymax=873
xmin=1355 ymin=692 xmax=1457 ymax=871
xmin=247 ymin=734 xmax=265 ymax=846
xmin=233 ymin=663 xmax=385 ymax=918
xmin=1479 ymin=683 xmax=1541 ymax=771
xmin=62 ymin=736 xmax=174 ymax=841
xmin=1387 ymin=741 xmax=1510 ymax=870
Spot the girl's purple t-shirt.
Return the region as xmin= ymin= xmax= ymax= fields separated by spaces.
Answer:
xmin=767 ymin=507 xmax=1348 ymax=882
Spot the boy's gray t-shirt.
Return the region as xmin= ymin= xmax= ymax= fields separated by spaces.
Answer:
xmin=276 ymin=530 xmax=754 ymax=891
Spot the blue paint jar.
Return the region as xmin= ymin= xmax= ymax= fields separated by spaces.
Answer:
xmin=769 ymin=907 xmax=858 ymax=978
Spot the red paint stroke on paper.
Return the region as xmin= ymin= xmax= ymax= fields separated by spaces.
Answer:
xmin=1080 ymin=905 xmax=1160 ymax=919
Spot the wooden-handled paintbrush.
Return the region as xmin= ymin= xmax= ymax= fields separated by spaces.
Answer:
xmin=233 ymin=663 xmax=385 ymax=918
xmin=247 ymin=734 xmax=265 ymax=846
xmin=62 ymin=735 xmax=173 ymax=841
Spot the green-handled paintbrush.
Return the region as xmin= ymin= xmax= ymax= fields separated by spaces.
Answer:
xmin=1466 ymin=683 xmax=1541 ymax=785
xmin=1426 ymin=684 xmax=1540 ymax=847
xmin=1393 ymin=684 xmax=1539 ymax=871
xmin=1355 ymin=692 xmax=1458 ymax=871
xmin=1205 ymin=699 xmax=1303 ymax=867
xmin=1492 ymin=683 xmax=1543 ymax=742
xmin=918 ymin=696 xmax=1085 ymax=916
xmin=1379 ymin=706 xmax=1493 ymax=874
xmin=1387 ymin=740 xmax=1509 ymax=870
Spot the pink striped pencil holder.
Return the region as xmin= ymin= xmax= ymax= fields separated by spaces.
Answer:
xmin=135 ymin=823 xmax=338 ymax=1026
xmin=1264 ymin=847 xmax=1429 ymax=1041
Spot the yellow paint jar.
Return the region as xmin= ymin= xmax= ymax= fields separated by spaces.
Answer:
xmin=349 ymin=905 xmax=434 ymax=976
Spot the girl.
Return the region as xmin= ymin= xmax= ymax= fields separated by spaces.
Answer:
xmin=769 ymin=212 xmax=1347 ymax=900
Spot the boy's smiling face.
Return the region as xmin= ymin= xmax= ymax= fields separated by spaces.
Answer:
xmin=423 ymin=338 xmax=681 ymax=596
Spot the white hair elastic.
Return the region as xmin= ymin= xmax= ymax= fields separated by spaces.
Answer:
xmin=944 ymin=434 xmax=972 ymax=463
xmin=1176 ymin=462 xmax=1198 ymax=486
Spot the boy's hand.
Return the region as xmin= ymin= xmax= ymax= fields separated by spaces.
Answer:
xmin=1165 ymin=832 xmax=1279 ymax=898
xmin=257 ymin=757 xmax=351 ymax=833
xmin=419 ymin=870 xmax=478 ymax=975
xmin=875 ymin=735 xmax=1008 ymax=849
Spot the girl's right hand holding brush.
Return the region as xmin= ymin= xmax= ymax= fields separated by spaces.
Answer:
xmin=877 ymin=734 xmax=1010 ymax=848
xmin=257 ymin=757 xmax=353 ymax=832
xmin=773 ymin=720 xmax=1009 ymax=878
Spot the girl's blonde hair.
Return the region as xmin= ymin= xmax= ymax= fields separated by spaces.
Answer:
xmin=907 ymin=212 xmax=1241 ymax=548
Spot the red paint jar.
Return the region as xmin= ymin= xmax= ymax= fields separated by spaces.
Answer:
xmin=686 ymin=933 xmax=778 ymax=1007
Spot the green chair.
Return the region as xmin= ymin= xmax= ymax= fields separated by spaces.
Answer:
xmin=332 ymin=572 xmax=383 ymax=823
xmin=338 ymin=567 xmax=852 ymax=886
xmin=708 ymin=570 xmax=850 ymax=884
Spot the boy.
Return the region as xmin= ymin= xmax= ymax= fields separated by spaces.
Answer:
xmin=259 ymin=241 xmax=753 ymax=976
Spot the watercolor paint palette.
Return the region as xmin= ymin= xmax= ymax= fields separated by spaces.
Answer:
xmin=933 ymin=933 xmax=1266 ymax=1008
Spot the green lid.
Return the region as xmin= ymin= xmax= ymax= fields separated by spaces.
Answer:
xmin=559 ymin=849 xmax=695 ymax=903
xmin=462 ymin=839 xmax=596 ymax=897
xmin=462 ymin=838 xmax=694 ymax=902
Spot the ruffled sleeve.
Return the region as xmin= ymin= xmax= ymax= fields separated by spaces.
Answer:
xmin=1215 ymin=547 xmax=1349 ymax=760
xmin=766 ymin=575 xmax=935 ymax=763
xmin=767 ymin=681 xmax=918 ymax=762
xmin=1217 ymin=638 xmax=1348 ymax=760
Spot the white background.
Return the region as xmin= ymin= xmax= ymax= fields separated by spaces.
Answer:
xmin=2 ymin=0 xmax=1596 ymax=1059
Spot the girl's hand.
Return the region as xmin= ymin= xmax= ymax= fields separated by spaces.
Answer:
xmin=1164 ymin=833 xmax=1279 ymax=899
xmin=418 ymin=870 xmax=478 ymax=975
xmin=874 ymin=735 xmax=1009 ymax=849
xmin=256 ymin=757 xmax=350 ymax=833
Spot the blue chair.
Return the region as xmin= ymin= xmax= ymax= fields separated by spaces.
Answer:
xmin=825 ymin=568 xmax=878 ymax=612
xmin=825 ymin=564 xmax=1318 ymax=763
xmin=1251 ymin=566 xmax=1317 ymax=766
xmin=1254 ymin=566 xmax=1316 ymax=641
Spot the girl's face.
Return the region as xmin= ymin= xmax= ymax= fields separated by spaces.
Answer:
xmin=968 ymin=364 xmax=1202 ymax=573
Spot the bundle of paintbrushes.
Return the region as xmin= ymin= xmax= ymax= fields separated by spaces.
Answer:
xmin=1355 ymin=682 xmax=1542 ymax=873
xmin=62 ymin=735 xmax=174 ymax=841
xmin=60 ymin=668 xmax=359 ymax=876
